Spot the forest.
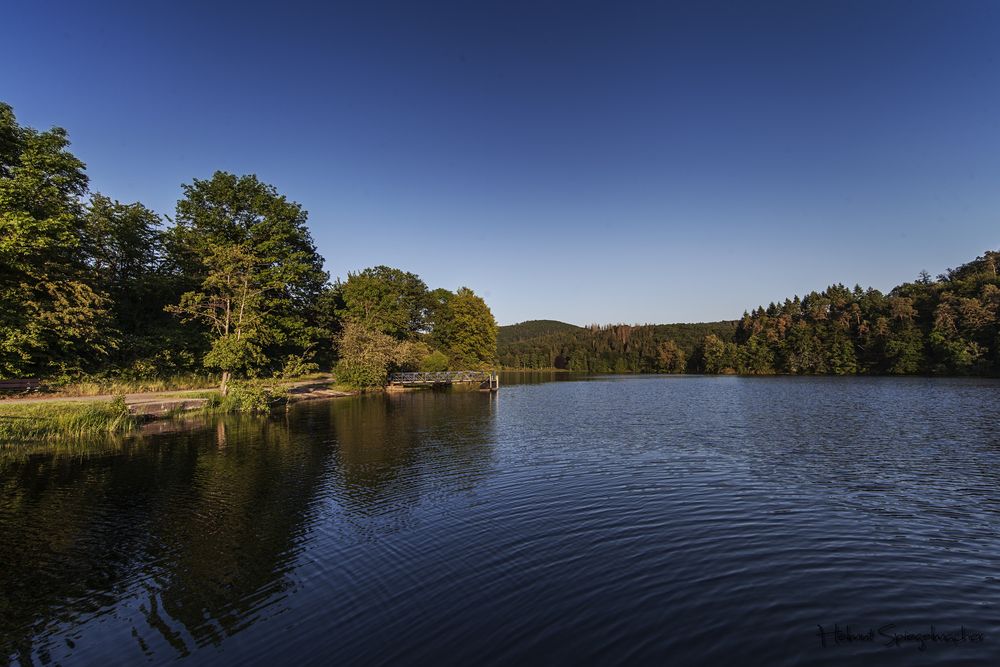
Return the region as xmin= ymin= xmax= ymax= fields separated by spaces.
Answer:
xmin=500 ymin=251 xmax=1000 ymax=377
xmin=0 ymin=102 xmax=498 ymax=390
xmin=499 ymin=320 xmax=738 ymax=373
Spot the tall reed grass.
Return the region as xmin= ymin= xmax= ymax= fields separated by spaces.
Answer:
xmin=0 ymin=396 xmax=138 ymax=443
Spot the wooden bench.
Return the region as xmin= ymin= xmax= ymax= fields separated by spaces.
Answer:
xmin=0 ymin=378 xmax=42 ymax=394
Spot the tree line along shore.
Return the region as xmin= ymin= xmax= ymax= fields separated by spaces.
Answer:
xmin=1 ymin=100 xmax=499 ymax=441
xmin=0 ymin=102 xmax=498 ymax=396
xmin=499 ymin=249 xmax=1000 ymax=377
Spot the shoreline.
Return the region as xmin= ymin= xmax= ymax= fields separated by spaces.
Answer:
xmin=0 ymin=377 xmax=360 ymax=446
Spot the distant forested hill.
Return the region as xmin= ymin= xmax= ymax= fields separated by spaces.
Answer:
xmin=498 ymin=320 xmax=585 ymax=343
xmin=500 ymin=249 xmax=1000 ymax=377
xmin=498 ymin=320 xmax=738 ymax=372
xmin=720 ymin=250 xmax=1000 ymax=376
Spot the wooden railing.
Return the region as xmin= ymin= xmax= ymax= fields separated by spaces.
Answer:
xmin=389 ymin=371 xmax=492 ymax=384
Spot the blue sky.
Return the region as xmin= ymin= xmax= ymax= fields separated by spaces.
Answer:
xmin=4 ymin=0 xmax=999 ymax=325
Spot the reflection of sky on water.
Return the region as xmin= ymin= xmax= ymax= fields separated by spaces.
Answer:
xmin=4 ymin=378 xmax=1000 ymax=666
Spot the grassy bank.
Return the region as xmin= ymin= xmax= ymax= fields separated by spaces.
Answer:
xmin=24 ymin=374 xmax=221 ymax=398
xmin=0 ymin=396 xmax=138 ymax=443
xmin=0 ymin=375 xmax=351 ymax=445
xmin=0 ymin=389 xmax=272 ymax=445
xmin=27 ymin=372 xmax=336 ymax=398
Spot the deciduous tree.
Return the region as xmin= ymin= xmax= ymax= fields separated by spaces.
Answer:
xmin=0 ymin=102 xmax=112 ymax=377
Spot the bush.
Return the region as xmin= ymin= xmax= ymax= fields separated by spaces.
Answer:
xmin=420 ymin=350 xmax=450 ymax=372
xmin=219 ymin=382 xmax=283 ymax=414
xmin=334 ymin=321 xmax=396 ymax=388
xmin=280 ymin=352 xmax=320 ymax=379
xmin=121 ymin=358 xmax=159 ymax=380
xmin=393 ymin=340 xmax=432 ymax=372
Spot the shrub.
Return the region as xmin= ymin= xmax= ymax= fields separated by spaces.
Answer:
xmin=420 ymin=350 xmax=450 ymax=372
xmin=281 ymin=352 xmax=320 ymax=379
xmin=334 ymin=321 xmax=396 ymax=388
xmin=393 ymin=340 xmax=432 ymax=372
xmin=218 ymin=382 xmax=282 ymax=414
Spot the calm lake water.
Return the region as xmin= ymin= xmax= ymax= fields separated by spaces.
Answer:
xmin=3 ymin=375 xmax=1000 ymax=665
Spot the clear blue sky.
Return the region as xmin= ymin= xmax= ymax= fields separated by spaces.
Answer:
xmin=3 ymin=0 xmax=998 ymax=326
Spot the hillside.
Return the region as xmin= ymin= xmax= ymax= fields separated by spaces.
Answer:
xmin=498 ymin=320 xmax=738 ymax=372
xmin=498 ymin=249 xmax=1000 ymax=377
xmin=498 ymin=320 xmax=584 ymax=343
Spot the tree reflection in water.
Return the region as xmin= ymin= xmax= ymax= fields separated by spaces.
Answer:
xmin=0 ymin=392 xmax=496 ymax=664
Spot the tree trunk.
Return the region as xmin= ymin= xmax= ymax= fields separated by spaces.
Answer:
xmin=220 ymin=370 xmax=231 ymax=396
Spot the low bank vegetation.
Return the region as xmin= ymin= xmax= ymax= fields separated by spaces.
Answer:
xmin=0 ymin=397 xmax=137 ymax=443
xmin=0 ymin=381 xmax=298 ymax=445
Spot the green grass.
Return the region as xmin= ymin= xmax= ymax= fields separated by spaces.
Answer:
xmin=36 ymin=372 xmax=333 ymax=398
xmin=39 ymin=373 xmax=220 ymax=397
xmin=0 ymin=373 xmax=344 ymax=446
xmin=0 ymin=396 xmax=138 ymax=444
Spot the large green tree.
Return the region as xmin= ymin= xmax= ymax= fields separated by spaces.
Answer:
xmin=165 ymin=172 xmax=328 ymax=382
xmin=337 ymin=266 xmax=428 ymax=340
xmin=84 ymin=194 xmax=173 ymax=368
xmin=656 ymin=340 xmax=686 ymax=373
xmin=0 ymin=102 xmax=112 ymax=378
xmin=167 ymin=244 xmax=278 ymax=393
xmin=430 ymin=287 xmax=498 ymax=369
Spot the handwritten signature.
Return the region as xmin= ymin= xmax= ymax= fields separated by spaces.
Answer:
xmin=816 ymin=624 xmax=985 ymax=651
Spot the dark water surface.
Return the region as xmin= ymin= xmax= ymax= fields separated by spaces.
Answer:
xmin=3 ymin=375 xmax=1000 ymax=665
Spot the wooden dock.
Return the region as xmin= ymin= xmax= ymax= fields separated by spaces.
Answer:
xmin=388 ymin=371 xmax=499 ymax=392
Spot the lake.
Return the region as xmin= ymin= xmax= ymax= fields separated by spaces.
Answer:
xmin=3 ymin=374 xmax=1000 ymax=665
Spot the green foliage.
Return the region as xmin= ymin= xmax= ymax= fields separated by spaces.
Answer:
xmin=498 ymin=319 xmax=583 ymax=343
xmin=420 ymin=350 xmax=450 ymax=372
xmin=656 ymin=340 xmax=687 ymax=373
xmin=499 ymin=321 xmax=738 ymax=372
xmin=203 ymin=334 xmax=267 ymax=376
xmin=392 ymin=340 xmax=433 ymax=372
xmin=0 ymin=395 xmax=137 ymax=443
xmin=280 ymin=352 xmax=320 ymax=378
xmin=0 ymin=102 xmax=113 ymax=378
xmin=168 ymin=172 xmax=327 ymax=295
xmin=217 ymin=382 xmax=281 ymax=414
xmin=85 ymin=195 xmax=166 ymax=329
xmin=165 ymin=172 xmax=328 ymax=384
xmin=4 ymin=100 xmax=997 ymax=386
xmin=165 ymin=172 xmax=328 ymax=379
xmin=738 ymin=334 xmax=776 ymax=375
xmin=430 ymin=287 xmax=498 ymax=369
xmin=721 ymin=253 xmax=1000 ymax=376
xmin=0 ymin=101 xmax=510 ymax=414
xmin=700 ymin=334 xmax=737 ymax=374
xmin=334 ymin=320 xmax=397 ymax=388
xmin=500 ymin=252 xmax=1000 ymax=378
xmin=327 ymin=274 xmax=499 ymax=381
xmin=336 ymin=266 xmax=428 ymax=339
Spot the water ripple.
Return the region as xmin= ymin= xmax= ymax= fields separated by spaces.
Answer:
xmin=3 ymin=377 xmax=1000 ymax=665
